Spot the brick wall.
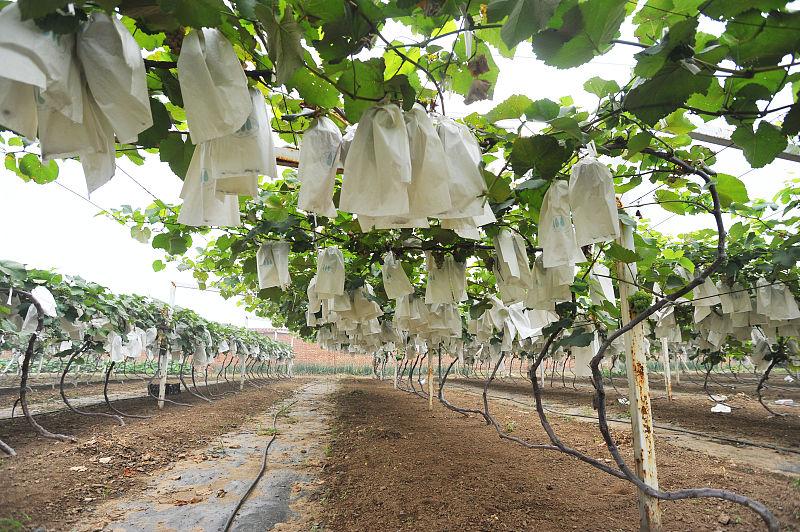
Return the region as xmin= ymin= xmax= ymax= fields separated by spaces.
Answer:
xmin=254 ymin=328 xmax=373 ymax=366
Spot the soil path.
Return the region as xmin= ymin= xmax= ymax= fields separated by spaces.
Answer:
xmin=0 ymin=379 xmax=303 ymax=530
xmin=447 ymin=380 xmax=800 ymax=476
xmin=89 ymin=380 xmax=333 ymax=531
xmin=322 ymin=378 xmax=800 ymax=532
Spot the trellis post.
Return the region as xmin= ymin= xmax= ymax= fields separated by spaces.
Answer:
xmin=427 ymin=349 xmax=433 ymax=410
xmin=159 ymin=282 xmax=177 ymax=410
xmin=661 ymin=339 xmax=672 ymax=401
xmin=615 ymin=221 xmax=662 ymax=531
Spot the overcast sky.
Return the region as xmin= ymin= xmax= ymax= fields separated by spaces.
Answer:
xmin=1 ymin=15 xmax=797 ymax=328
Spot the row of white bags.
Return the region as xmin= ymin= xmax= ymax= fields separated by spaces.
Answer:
xmin=297 ymin=103 xmax=494 ymax=236
xmin=0 ymin=5 xmax=153 ymax=193
xmin=539 ymin=157 xmax=620 ymax=268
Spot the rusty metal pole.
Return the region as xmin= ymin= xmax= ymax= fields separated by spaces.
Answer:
xmin=615 ymin=221 xmax=662 ymax=531
xmin=661 ymin=339 xmax=672 ymax=401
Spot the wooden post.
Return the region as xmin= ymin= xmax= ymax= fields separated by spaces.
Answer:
xmin=239 ymin=354 xmax=247 ymax=390
xmin=427 ymin=350 xmax=433 ymax=410
xmin=615 ymin=222 xmax=661 ymax=531
xmin=661 ymin=339 xmax=672 ymax=401
xmin=157 ymin=350 xmax=168 ymax=410
xmin=393 ymin=353 xmax=398 ymax=389
xmin=159 ymin=282 xmax=177 ymax=410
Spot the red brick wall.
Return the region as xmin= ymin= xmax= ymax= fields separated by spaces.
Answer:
xmin=254 ymin=328 xmax=373 ymax=366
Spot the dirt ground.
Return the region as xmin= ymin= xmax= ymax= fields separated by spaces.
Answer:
xmin=321 ymin=378 xmax=800 ymax=532
xmin=0 ymin=378 xmax=302 ymax=531
xmin=2 ymin=375 xmax=798 ymax=531
xmin=453 ymin=377 xmax=800 ymax=449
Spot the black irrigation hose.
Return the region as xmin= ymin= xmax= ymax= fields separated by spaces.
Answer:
xmin=448 ymin=382 xmax=800 ymax=456
xmin=221 ymin=390 xmax=306 ymax=532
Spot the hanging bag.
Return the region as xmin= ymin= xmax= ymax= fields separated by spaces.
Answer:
xmin=568 ymin=156 xmax=620 ymax=246
xmin=177 ymin=143 xmax=241 ymax=227
xmin=256 ymin=241 xmax=291 ymax=289
xmin=209 ymin=87 xmax=278 ymax=196
xmin=404 ymin=103 xmax=452 ymax=217
xmin=177 ymin=28 xmax=251 ymax=144
xmin=382 ymin=251 xmax=414 ymax=300
xmin=314 ymin=247 xmax=345 ymax=298
xmin=0 ymin=4 xmax=82 ymax=123
xmin=539 ymin=181 xmax=585 ymax=268
xmin=339 ymin=103 xmax=411 ymax=217
xmin=298 ymin=116 xmax=341 ymax=218
xmin=77 ymin=12 xmax=152 ymax=144
xmin=435 ymin=116 xmax=486 ymax=218
xmin=0 ymin=78 xmax=37 ymax=139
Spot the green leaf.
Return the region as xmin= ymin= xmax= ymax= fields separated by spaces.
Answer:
xmin=781 ymin=92 xmax=800 ymax=136
xmin=137 ymin=98 xmax=172 ymax=149
xmin=18 ymin=0 xmax=69 ymax=20
xmin=560 ymin=329 xmax=595 ymax=347
xmin=530 ymin=0 xmax=627 ymax=69
xmin=720 ymin=9 xmax=800 ymax=67
xmin=130 ymin=226 xmax=152 ymax=243
xmin=583 ymin=76 xmax=620 ymax=98
xmin=336 ymin=58 xmax=385 ymax=122
xmin=152 ymin=232 xmax=192 ymax=255
xmin=286 ymin=63 xmax=341 ymax=109
xmin=605 ymin=242 xmax=641 ymax=263
xmin=152 ymin=259 xmax=166 ymax=272
xmin=159 ymin=134 xmax=195 ymax=180
xmin=633 ymin=18 xmax=697 ymax=79
xmin=654 ymin=189 xmax=688 ymax=214
xmin=19 ymin=154 xmax=59 ymax=184
xmin=626 ymin=132 xmax=652 ymax=155
xmin=526 ymin=98 xmax=561 ymax=121
xmin=510 ymin=135 xmax=569 ymax=178
xmin=515 ymin=178 xmax=548 ymax=191
xmin=256 ymin=4 xmax=306 ymax=86
xmin=485 ymin=95 xmax=535 ymax=123
xmin=624 ymin=62 xmax=712 ymax=124
xmin=158 ymin=0 xmax=224 ymax=28
xmin=731 ymin=122 xmax=788 ymax=168
xmin=714 ymin=173 xmax=749 ymax=207
xmin=493 ymin=0 xmax=560 ymax=49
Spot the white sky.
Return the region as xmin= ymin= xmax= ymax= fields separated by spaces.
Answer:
xmin=1 ymin=14 xmax=797 ymax=328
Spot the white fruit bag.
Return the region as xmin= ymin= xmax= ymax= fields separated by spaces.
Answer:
xmin=494 ymin=229 xmax=532 ymax=288
xmin=31 ymin=286 xmax=58 ymax=317
xmin=568 ymin=156 xmax=620 ymax=246
xmin=256 ymin=241 xmax=291 ymax=289
xmin=435 ymin=116 xmax=486 ymax=218
xmin=109 ymin=332 xmax=125 ymax=363
xmin=539 ymin=181 xmax=585 ymax=268
xmin=382 ymin=251 xmax=414 ymax=300
xmin=178 ymin=144 xmax=241 ymax=227
xmin=339 ymin=103 xmax=411 ymax=216
xmin=315 ymin=247 xmax=345 ymax=298
xmin=358 ymin=214 xmax=429 ymax=231
xmin=424 ymin=253 xmax=466 ymax=304
xmin=77 ymin=12 xmax=152 ymax=143
xmin=404 ymin=104 xmax=452 ymax=217
xmin=0 ymin=4 xmax=82 ymax=123
xmin=38 ymin=83 xmax=117 ymax=193
xmin=0 ymin=78 xmax=37 ymax=138
xmin=177 ymin=28 xmax=251 ymax=144
xmin=571 ymin=333 xmax=597 ymax=378
xmin=298 ymin=116 xmax=342 ymax=218
xmin=208 ymin=87 xmax=278 ymax=196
